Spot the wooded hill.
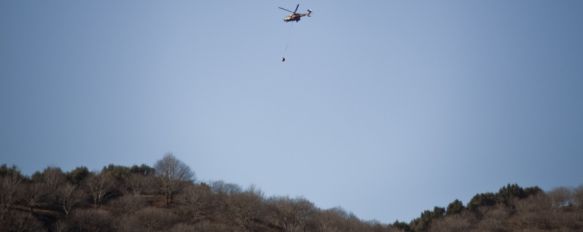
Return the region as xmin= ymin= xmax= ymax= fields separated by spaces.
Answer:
xmin=1 ymin=154 xmax=582 ymax=232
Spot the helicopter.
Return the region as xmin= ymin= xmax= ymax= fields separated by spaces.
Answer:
xmin=279 ymin=4 xmax=312 ymax=22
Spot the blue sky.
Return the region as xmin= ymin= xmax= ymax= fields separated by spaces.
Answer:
xmin=2 ymin=0 xmax=583 ymax=222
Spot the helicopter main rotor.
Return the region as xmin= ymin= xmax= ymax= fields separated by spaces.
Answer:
xmin=278 ymin=4 xmax=300 ymax=14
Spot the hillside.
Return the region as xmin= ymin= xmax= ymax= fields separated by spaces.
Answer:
xmin=1 ymin=155 xmax=582 ymax=232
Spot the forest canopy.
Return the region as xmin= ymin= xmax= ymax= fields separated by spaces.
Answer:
xmin=1 ymin=155 xmax=582 ymax=232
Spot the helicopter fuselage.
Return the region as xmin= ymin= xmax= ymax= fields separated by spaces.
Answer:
xmin=284 ymin=14 xmax=302 ymax=22
xmin=279 ymin=5 xmax=311 ymax=23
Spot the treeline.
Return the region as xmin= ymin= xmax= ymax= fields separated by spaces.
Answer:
xmin=0 ymin=154 xmax=388 ymax=232
xmin=399 ymin=183 xmax=583 ymax=232
xmin=1 ymin=155 xmax=582 ymax=232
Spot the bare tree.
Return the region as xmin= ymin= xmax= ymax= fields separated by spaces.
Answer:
xmin=70 ymin=209 xmax=115 ymax=232
xmin=210 ymin=180 xmax=242 ymax=195
xmin=22 ymin=182 xmax=46 ymax=214
xmin=41 ymin=167 xmax=66 ymax=191
xmin=473 ymin=206 xmax=510 ymax=232
xmin=227 ymin=187 xmax=266 ymax=231
xmin=429 ymin=213 xmax=474 ymax=232
xmin=512 ymin=193 xmax=553 ymax=231
xmin=174 ymin=184 xmax=211 ymax=223
xmin=4 ymin=210 xmax=44 ymax=232
xmin=154 ymin=153 xmax=195 ymax=206
xmin=120 ymin=207 xmax=179 ymax=232
xmin=127 ymin=173 xmax=157 ymax=196
xmin=57 ymin=183 xmax=82 ymax=216
xmin=266 ymin=196 xmax=316 ymax=232
xmin=0 ymin=172 xmax=22 ymax=229
xmin=86 ymin=172 xmax=112 ymax=208
xmin=548 ymin=187 xmax=572 ymax=208
xmin=574 ymin=185 xmax=583 ymax=208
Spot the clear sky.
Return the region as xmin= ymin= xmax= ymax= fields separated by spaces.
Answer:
xmin=1 ymin=0 xmax=583 ymax=222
